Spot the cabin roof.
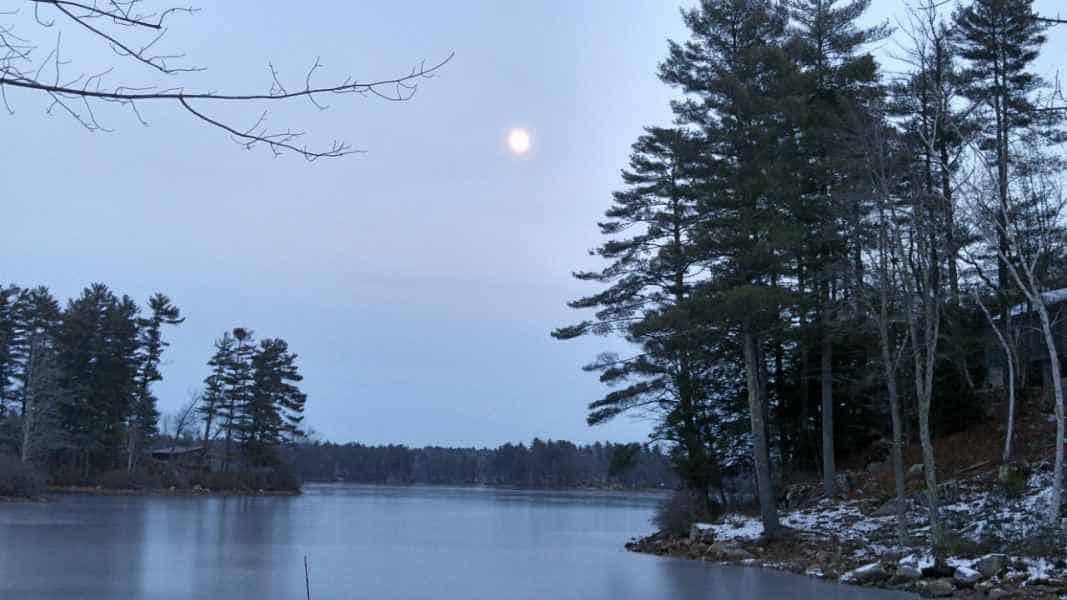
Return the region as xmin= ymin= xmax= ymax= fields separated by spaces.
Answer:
xmin=1010 ymin=288 xmax=1067 ymax=317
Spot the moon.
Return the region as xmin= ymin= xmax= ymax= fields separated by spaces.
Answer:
xmin=507 ymin=128 xmax=531 ymax=155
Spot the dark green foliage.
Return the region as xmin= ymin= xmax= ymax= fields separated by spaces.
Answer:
xmin=127 ymin=294 xmax=184 ymax=472
xmin=553 ymin=125 xmax=725 ymax=497
xmin=55 ymin=285 xmax=142 ymax=474
xmin=199 ymin=332 xmax=235 ymax=449
xmin=245 ymin=338 xmax=306 ymax=463
xmin=557 ymin=0 xmax=1066 ymax=538
xmin=0 ymin=281 xmax=190 ymax=487
xmin=608 ymin=443 xmax=641 ymax=477
xmin=289 ymin=440 xmax=677 ymax=489
xmin=954 ymin=0 xmax=1047 ymax=134
xmin=199 ymin=328 xmax=307 ymax=471
xmin=0 ymin=453 xmax=44 ymax=498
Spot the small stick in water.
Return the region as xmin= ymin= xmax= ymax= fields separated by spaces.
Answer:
xmin=304 ymin=554 xmax=311 ymax=600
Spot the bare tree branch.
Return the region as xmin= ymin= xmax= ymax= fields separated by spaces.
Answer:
xmin=1 ymin=1 xmax=453 ymax=159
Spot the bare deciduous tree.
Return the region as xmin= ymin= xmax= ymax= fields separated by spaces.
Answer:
xmin=0 ymin=1 xmax=451 ymax=159
xmin=966 ymin=148 xmax=1067 ymax=526
xmin=163 ymin=392 xmax=198 ymax=443
xmin=19 ymin=333 xmax=66 ymax=465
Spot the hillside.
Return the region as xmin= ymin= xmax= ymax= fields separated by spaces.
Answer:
xmin=629 ymin=391 xmax=1067 ymax=598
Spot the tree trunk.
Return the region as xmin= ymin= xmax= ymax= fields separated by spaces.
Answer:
xmin=821 ymin=334 xmax=835 ymax=497
xmin=877 ymin=268 xmax=906 ymax=544
xmin=977 ymin=293 xmax=1017 ymax=463
xmin=1035 ymin=302 xmax=1065 ymax=524
xmin=889 ymin=374 xmax=907 ymax=545
xmin=918 ymin=388 xmax=942 ymax=556
xmin=743 ymin=321 xmax=779 ymax=535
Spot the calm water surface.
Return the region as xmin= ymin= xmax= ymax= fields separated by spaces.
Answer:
xmin=0 ymin=484 xmax=912 ymax=599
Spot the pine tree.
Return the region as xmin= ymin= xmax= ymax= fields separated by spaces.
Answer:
xmin=659 ymin=0 xmax=801 ymax=535
xmin=219 ymin=327 xmax=255 ymax=472
xmin=786 ymin=0 xmax=888 ymax=497
xmin=199 ymin=332 xmax=235 ymax=466
xmin=244 ymin=338 xmax=306 ymax=465
xmin=954 ymin=0 xmax=1052 ymax=316
xmin=956 ymin=0 xmax=1065 ymax=525
xmin=553 ymin=126 xmax=728 ymax=506
xmin=126 ymin=293 xmax=184 ymax=472
xmin=55 ymin=284 xmax=141 ymax=476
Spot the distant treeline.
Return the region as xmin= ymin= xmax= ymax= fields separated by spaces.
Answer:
xmin=289 ymin=439 xmax=678 ymax=489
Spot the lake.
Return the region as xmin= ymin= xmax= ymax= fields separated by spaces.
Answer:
xmin=0 ymin=484 xmax=912 ymax=599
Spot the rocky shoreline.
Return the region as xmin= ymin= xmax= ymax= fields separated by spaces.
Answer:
xmin=47 ymin=485 xmax=301 ymax=497
xmin=627 ymin=463 xmax=1067 ymax=598
xmin=627 ymin=528 xmax=1062 ymax=598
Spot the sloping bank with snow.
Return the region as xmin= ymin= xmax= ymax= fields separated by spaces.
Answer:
xmin=627 ymin=466 xmax=1067 ymax=598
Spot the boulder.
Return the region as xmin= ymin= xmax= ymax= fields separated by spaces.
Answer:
xmin=975 ymin=554 xmax=1009 ymax=579
xmin=987 ymin=588 xmax=1011 ymax=599
xmin=842 ymin=562 xmax=887 ymax=585
xmin=872 ymin=499 xmax=901 ymax=517
xmin=953 ymin=565 xmax=981 ymax=588
xmin=907 ymin=463 xmax=925 ymax=481
xmin=891 ymin=566 xmax=922 ymax=583
xmin=689 ymin=522 xmax=715 ymax=542
xmin=917 ymin=578 xmax=955 ymax=598
xmin=708 ymin=542 xmax=754 ymax=562
xmin=834 ymin=473 xmax=853 ymax=495
xmin=866 ymin=461 xmax=885 ymax=474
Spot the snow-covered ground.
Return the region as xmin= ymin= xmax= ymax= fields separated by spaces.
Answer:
xmin=701 ymin=465 xmax=1067 ymax=586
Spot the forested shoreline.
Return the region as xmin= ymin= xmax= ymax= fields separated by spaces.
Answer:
xmin=554 ymin=0 xmax=1067 ymax=586
xmin=0 ymin=283 xmax=308 ymax=496
xmin=288 ymin=440 xmax=677 ymax=489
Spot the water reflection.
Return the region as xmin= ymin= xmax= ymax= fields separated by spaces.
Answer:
xmin=0 ymin=485 xmax=913 ymax=600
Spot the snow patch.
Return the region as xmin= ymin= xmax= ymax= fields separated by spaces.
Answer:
xmin=706 ymin=515 xmax=763 ymax=541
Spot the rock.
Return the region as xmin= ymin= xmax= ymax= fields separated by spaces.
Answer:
xmin=922 ymin=563 xmax=955 ymax=579
xmin=938 ymin=480 xmax=961 ymax=505
xmin=834 ymin=473 xmax=853 ymax=495
xmin=842 ymin=562 xmax=887 ymax=585
xmin=689 ymin=522 xmax=715 ymax=542
xmin=917 ymin=578 xmax=955 ymax=598
xmin=872 ymin=499 xmax=902 ymax=517
xmin=987 ymin=588 xmax=1011 ymax=599
xmin=892 ymin=566 xmax=922 ymax=583
xmin=975 ymin=554 xmax=1009 ymax=579
xmin=953 ymin=565 xmax=981 ymax=588
xmin=907 ymin=463 xmax=925 ymax=481
xmin=783 ymin=483 xmax=817 ymax=509
xmin=708 ymin=542 xmax=754 ymax=562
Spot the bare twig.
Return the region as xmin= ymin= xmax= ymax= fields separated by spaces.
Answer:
xmin=1 ymin=1 xmax=453 ymax=159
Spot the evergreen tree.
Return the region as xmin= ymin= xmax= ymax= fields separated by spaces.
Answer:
xmin=126 ymin=293 xmax=184 ymax=472
xmin=220 ymin=327 xmax=256 ymax=472
xmin=199 ymin=332 xmax=235 ymax=455
xmin=244 ymin=338 xmax=306 ymax=465
xmin=786 ymin=0 xmax=888 ymax=496
xmin=553 ymin=126 xmax=725 ymax=506
xmin=55 ymin=284 xmax=142 ymax=476
xmin=954 ymin=0 xmax=1054 ymax=315
xmin=659 ymin=0 xmax=799 ymax=535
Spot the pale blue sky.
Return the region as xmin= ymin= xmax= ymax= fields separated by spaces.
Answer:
xmin=2 ymin=1 xmax=1064 ymax=446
